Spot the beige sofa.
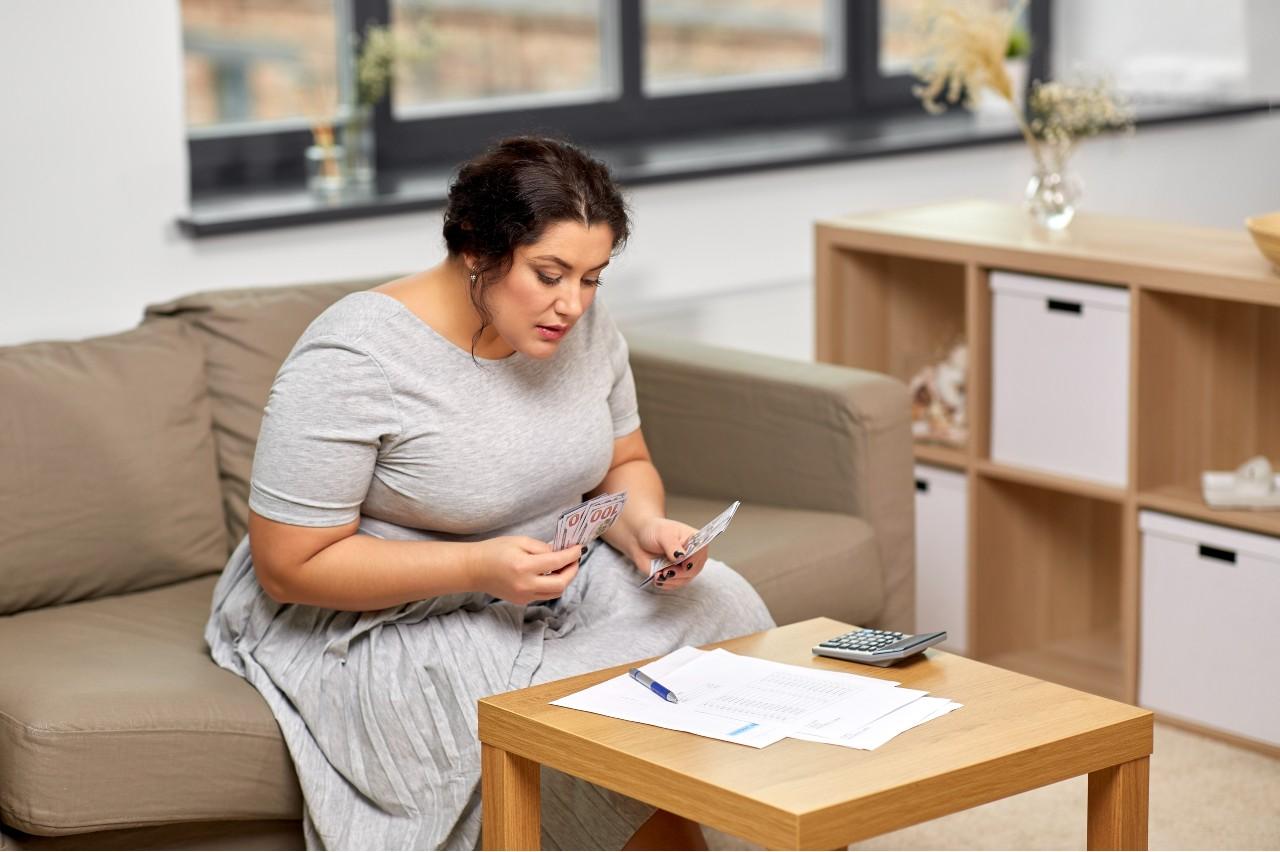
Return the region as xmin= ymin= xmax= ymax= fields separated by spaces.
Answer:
xmin=0 ymin=279 xmax=914 ymax=850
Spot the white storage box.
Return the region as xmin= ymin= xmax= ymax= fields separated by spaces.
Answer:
xmin=914 ymin=464 xmax=969 ymax=654
xmin=990 ymin=271 xmax=1130 ymax=486
xmin=1139 ymin=511 xmax=1280 ymax=746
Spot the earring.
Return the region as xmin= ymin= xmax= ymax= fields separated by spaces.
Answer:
xmin=468 ymin=270 xmax=478 ymax=286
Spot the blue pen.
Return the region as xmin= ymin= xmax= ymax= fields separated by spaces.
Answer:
xmin=628 ymin=668 xmax=681 ymax=704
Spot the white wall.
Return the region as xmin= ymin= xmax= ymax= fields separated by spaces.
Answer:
xmin=2 ymin=1 xmax=1278 ymax=354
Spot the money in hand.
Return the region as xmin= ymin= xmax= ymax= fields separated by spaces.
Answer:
xmin=639 ymin=500 xmax=741 ymax=587
xmin=552 ymin=491 xmax=628 ymax=551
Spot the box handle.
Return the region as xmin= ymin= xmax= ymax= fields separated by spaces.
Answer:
xmin=1198 ymin=544 xmax=1237 ymax=564
xmin=915 ymin=479 xmax=930 ymax=493
xmin=1046 ymin=298 xmax=1083 ymax=315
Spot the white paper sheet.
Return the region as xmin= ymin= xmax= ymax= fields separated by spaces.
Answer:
xmin=550 ymin=647 xmax=788 ymax=748
xmin=790 ymin=696 xmax=964 ymax=750
xmin=659 ymin=649 xmax=921 ymax=732
xmin=550 ymin=646 xmax=942 ymax=751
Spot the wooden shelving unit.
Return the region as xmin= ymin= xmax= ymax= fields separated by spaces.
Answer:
xmin=815 ymin=200 xmax=1280 ymax=729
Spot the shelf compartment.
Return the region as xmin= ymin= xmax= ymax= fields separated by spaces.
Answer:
xmin=816 ymin=249 xmax=967 ymax=382
xmin=1137 ymin=484 xmax=1280 ymax=538
xmin=973 ymin=474 xmax=1126 ymax=699
xmin=1136 ymin=289 xmax=1280 ymax=494
xmin=974 ymin=459 xmax=1126 ymax=504
xmin=984 ymin=631 xmax=1125 ymax=701
xmin=815 ymin=248 xmax=969 ymax=452
xmin=914 ymin=442 xmax=968 ymax=469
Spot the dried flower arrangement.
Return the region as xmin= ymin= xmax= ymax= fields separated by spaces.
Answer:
xmin=910 ymin=0 xmax=1031 ymax=120
xmin=908 ymin=0 xmax=1135 ymax=226
xmin=1026 ymin=77 xmax=1136 ymax=161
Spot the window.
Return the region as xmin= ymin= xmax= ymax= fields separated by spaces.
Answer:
xmin=643 ymin=1 xmax=840 ymax=94
xmin=183 ymin=0 xmax=344 ymax=132
xmin=184 ymin=0 xmax=1052 ymax=193
xmin=390 ymin=1 xmax=610 ymax=116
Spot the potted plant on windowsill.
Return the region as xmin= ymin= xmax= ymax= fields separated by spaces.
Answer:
xmin=341 ymin=21 xmax=434 ymax=190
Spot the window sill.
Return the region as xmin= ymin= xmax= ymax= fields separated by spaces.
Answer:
xmin=177 ymin=99 xmax=1274 ymax=238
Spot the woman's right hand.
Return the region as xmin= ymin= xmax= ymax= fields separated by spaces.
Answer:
xmin=467 ymin=537 xmax=585 ymax=605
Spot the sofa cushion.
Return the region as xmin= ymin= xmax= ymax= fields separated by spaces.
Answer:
xmin=0 ymin=576 xmax=301 ymax=836
xmin=0 ymin=819 xmax=305 ymax=851
xmin=0 ymin=321 xmax=227 ymax=615
xmin=665 ymin=495 xmax=883 ymax=628
xmin=144 ymin=279 xmax=383 ymax=551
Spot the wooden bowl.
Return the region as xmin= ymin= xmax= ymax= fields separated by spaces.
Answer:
xmin=1245 ymin=212 xmax=1280 ymax=273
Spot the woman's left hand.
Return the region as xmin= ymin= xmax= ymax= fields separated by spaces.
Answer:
xmin=627 ymin=517 xmax=707 ymax=591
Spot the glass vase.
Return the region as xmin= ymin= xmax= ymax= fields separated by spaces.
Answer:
xmin=340 ymin=104 xmax=376 ymax=190
xmin=1024 ymin=147 xmax=1082 ymax=230
xmin=306 ymin=144 xmax=346 ymax=197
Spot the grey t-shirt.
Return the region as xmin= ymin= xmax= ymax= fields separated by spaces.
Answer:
xmin=247 ymin=290 xmax=641 ymax=540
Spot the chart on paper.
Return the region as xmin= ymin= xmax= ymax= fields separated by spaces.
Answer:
xmin=692 ymin=670 xmax=867 ymax=723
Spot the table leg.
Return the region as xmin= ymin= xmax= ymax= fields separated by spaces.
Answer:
xmin=1086 ymin=756 xmax=1149 ymax=850
xmin=482 ymin=742 xmax=541 ymax=850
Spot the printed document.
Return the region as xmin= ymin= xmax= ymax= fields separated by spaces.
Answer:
xmin=552 ymin=647 xmax=959 ymax=750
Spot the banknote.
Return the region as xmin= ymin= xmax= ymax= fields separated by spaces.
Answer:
xmin=552 ymin=491 xmax=628 ymax=551
xmin=639 ymin=500 xmax=741 ymax=587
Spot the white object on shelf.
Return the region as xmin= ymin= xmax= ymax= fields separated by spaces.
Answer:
xmin=1202 ymin=456 xmax=1280 ymax=509
xmin=990 ymin=271 xmax=1130 ymax=487
xmin=914 ymin=464 xmax=969 ymax=655
xmin=1139 ymin=511 xmax=1280 ymax=747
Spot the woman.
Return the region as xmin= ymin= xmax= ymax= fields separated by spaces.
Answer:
xmin=206 ymin=135 xmax=775 ymax=850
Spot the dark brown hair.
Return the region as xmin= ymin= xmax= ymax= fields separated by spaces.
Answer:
xmin=441 ymin=135 xmax=631 ymax=358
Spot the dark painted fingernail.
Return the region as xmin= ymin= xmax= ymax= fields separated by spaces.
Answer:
xmin=674 ymin=550 xmax=685 ymax=559
xmin=580 ymin=545 xmax=588 ymax=555
xmin=685 ymin=562 xmax=693 ymax=569
xmin=663 ymin=569 xmax=676 ymax=579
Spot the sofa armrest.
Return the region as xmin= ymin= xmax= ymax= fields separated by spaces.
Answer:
xmin=625 ymin=333 xmax=916 ymax=632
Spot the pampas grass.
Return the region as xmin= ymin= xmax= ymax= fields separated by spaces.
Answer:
xmin=910 ymin=0 xmax=1028 ymax=114
xmin=908 ymin=0 xmax=1134 ymax=171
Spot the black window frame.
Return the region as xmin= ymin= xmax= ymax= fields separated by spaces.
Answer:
xmin=187 ymin=0 xmax=1053 ymax=194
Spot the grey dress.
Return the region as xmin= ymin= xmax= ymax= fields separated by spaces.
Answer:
xmin=205 ymin=291 xmax=776 ymax=850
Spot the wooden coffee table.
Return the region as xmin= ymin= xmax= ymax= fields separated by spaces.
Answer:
xmin=479 ymin=618 xmax=1153 ymax=850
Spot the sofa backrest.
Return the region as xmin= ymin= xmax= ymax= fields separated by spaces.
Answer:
xmin=0 ymin=321 xmax=228 ymax=614
xmin=143 ymin=278 xmax=384 ymax=550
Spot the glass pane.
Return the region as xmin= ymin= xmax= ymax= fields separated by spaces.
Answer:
xmin=644 ymin=0 xmax=836 ymax=93
xmin=391 ymin=0 xmax=606 ymax=115
xmin=181 ymin=0 xmax=342 ymax=130
xmin=880 ymin=0 xmax=1024 ymax=76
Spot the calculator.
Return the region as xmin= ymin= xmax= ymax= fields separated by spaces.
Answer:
xmin=812 ymin=628 xmax=947 ymax=666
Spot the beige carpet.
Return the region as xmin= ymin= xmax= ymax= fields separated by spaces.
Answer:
xmin=703 ymin=723 xmax=1280 ymax=850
